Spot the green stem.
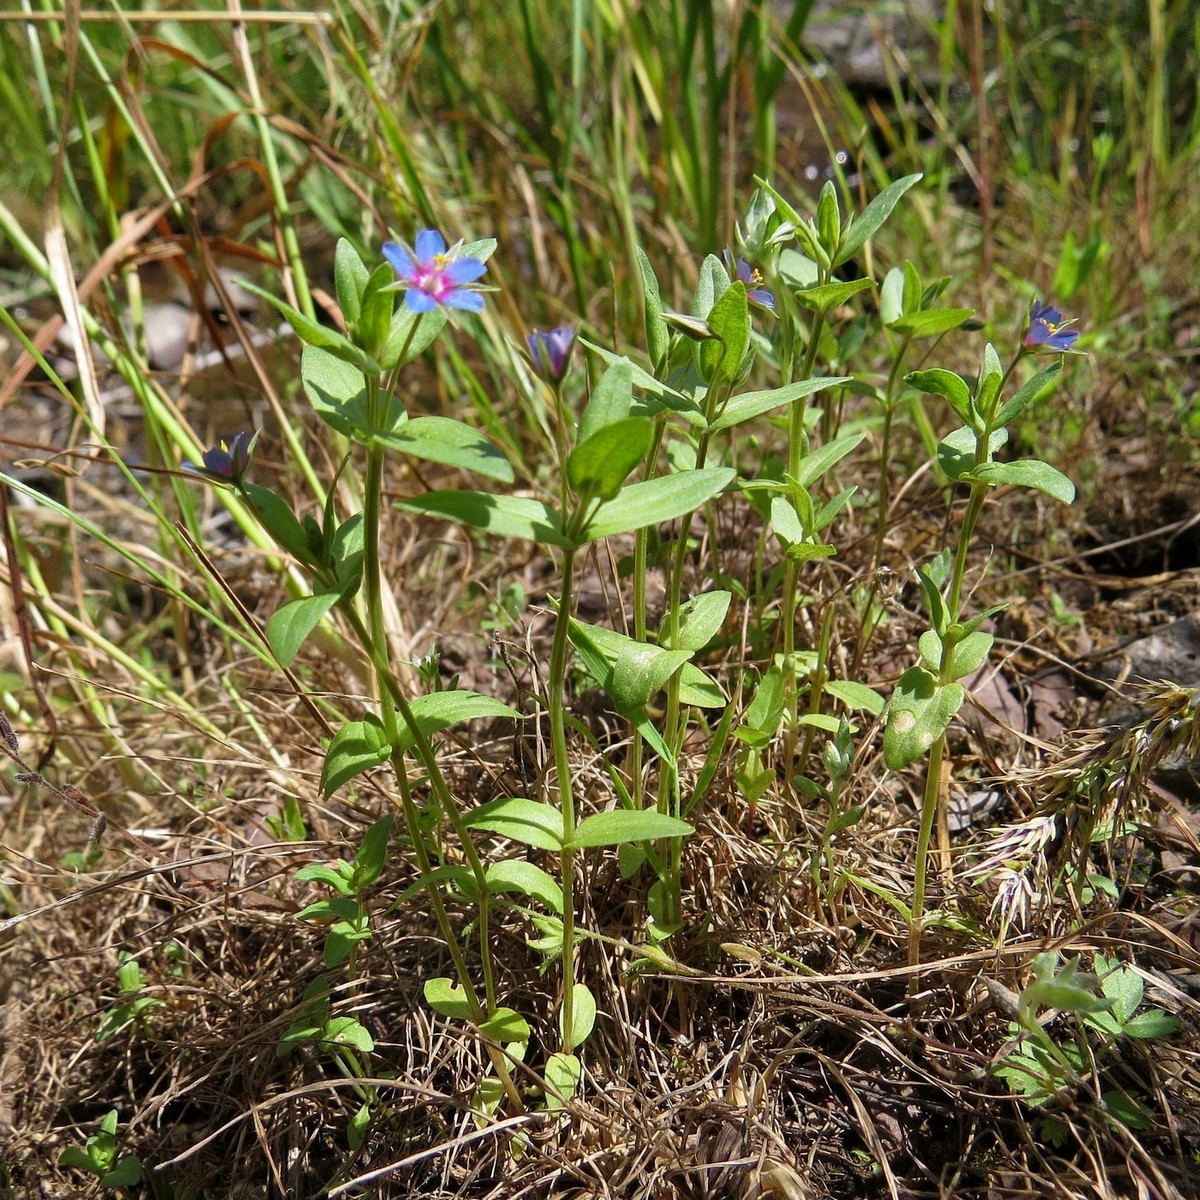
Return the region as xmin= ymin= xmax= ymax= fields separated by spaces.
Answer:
xmin=546 ymin=547 xmax=580 ymax=1055
xmin=780 ymin=305 xmax=829 ymax=772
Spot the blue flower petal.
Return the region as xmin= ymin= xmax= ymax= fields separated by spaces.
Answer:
xmin=444 ymin=290 xmax=485 ymax=313
xmin=414 ymin=229 xmax=446 ymax=264
xmin=382 ymin=241 xmax=415 ymax=278
xmin=404 ymin=289 xmax=439 ymax=313
xmin=443 ymin=257 xmax=487 ymax=285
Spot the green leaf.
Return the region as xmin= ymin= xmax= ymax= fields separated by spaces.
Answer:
xmin=691 ymin=253 xmax=730 ymax=320
xmin=578 ymin=358 xmax=634 ymax=445
xmin=792 ymin=432 xmax=864 ymax=488
xmin=466 ymin=797 xmax=564 ymax=851
xmin=835 ymin=173 xmax=922 ymax=266
xmin=581 ymin=342 xmax=703 ymax=423
xmin=890 ymin=308 xmax=974 ymax=338
xmin=353 ymin=814 xmax=394 ymax=887
xmin=568 ymin=417 xmax=653 ymax=502
xmin=880 ymin=266 xmax=905 ymax=326
xmin=698 ymin=281 xmax=750 ymax=386
xmin=379 ymin=302 xmax=449 ymax=370
xmin=321 ymin=715 xmax=393 ymax=796
xmin=295 ymin=862 xmax=355 ymax=895
xmin=268 ymin=591 xmax=342 ymax=667
xmin=357 ymin=263 xmax=398 ymax=361
xmin=485 ymin=859 xmax=564 ymax=913
xmin=793 ymin=278 xmax=872 ymax=311
xmin=636 ymin=245 xmax=670 ymax=370
xmin=393 ymin=691 xmax=520 ymax=755
xmin=977 ymin=343 xmax=1004 ymax=418
xmin=918 ymin=629 xmax=994 ymax=679
xmin=99 ymin=1158 xmax=142 ymax=1188
xmin=994 ymin=362 xmax=1062 ymax=427
xmin=559 ymin=983 xmax=597 ymax=1048
xmin=331 ymin=512 xmax=365 ymax=595
xmin=660 ymin=590 xmax=731 ymax=652
xmin=968 ymin=459 xmax=1075 ymax=504
xmin=236 ymin=276 xmax=382 ymax=375
xmin=816 ymin=180 xmax=841 ymax=257
xmin=883 ymin=667 xmax=965 ymax=770
xmin=544 ymin=1052 xmax=581 ymax=1108
xmin=400 ymin=491 xmax=573 ymax=549
xmin=323 ymin=1016 xmax=375 ymax=1052
xmin=567 ymin=809 xmax=693 ymax=849
xmin=937 ymin=425 xmax=1008 ymax=481
xmin=610 ymin=642 xmax=692 ymax=711
xmin=678 ymin=661 xmax=726 ymax=708
xmin=583 ymin=468 xmax=734 ymax=541
xmin=478 ymin=1007 xmax=530 ymax=1045
xmin=241 ymin=483 xmax=316 ymax=566
xmin=423 ymin=977 xmax=474 ymax=1021
xmin=907 ymin=368 xmax=976 ymax=428
xmin=1122 ymin=1010 xmax=1181 ymax=1039
xmin=296 ymin=897 xmax=359 ymax=921
xmin=376 ymin=416 xmax=513 ymax=482
xmin=334 ymin=239 xmax=368 ymax=327
xmin=708 ymin=376 xmax=852 ymax=432
xmin=824 ymin=679 xmax=885 ymax=715
xmin=301 ymin=345 xmax=373 ymax=441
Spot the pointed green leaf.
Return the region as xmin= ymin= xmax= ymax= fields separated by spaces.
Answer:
xmin=581 ymin=342 xmax=703 ymax=423
xmin=691 ymin=253 xmax=731 ymax=320
xmin=699 ymin=281 xmax=750 ymax=387
xmin=835 ymin=173 xmax=922 ymax=266
xmin=793 ymin=278 xmax=873 ymax=311
xmin=567 ymin=809 xmax=693 ymax=849
xmin=466 ymin=797 xmax=564 ymax=851
xmin=583 ymin=468 xmax=734 ymax=541
xmin=824 ymin=679 xmax=885 ymax=715
xmin=937 ymin=426 xmax=1008 ymax=481
xmin=379 ymin=302 xmax=449 ymax=370
xmin=321 ymin=716 xmax=393 ymax=796
xmin=792 ymin=431 xmax=864 ymax=488
xmin=353 ymin=814 xmax=394 ymax=887
xmin=880 ymin=266 xmax=905 ymax=327
xmin=993 ymin=362 xmax=1062 ymax=427
xmin=907 ymin=368 xmax=976 ymax=428
xmin=578 ymin=359 xmax=634 ymax=445
xmin=485 ymin=859 xmax=563 ymax=913
xmin=883 ymin=667 xmax=965 ymax=769
xmin=679 ymin=661 xmax=726 ymax=707
xmin=709 ymin=376 xmax=852 ymax=432
xmin=393 ymin=691 xmax=520 ymax=755
xmin=890 ymin=308 xmax=974 ymax=338
xmin=636 ymin=246 xmax=670 ymax=370
xmin=268 ymin=591 xmax=341 ymax=667
xmin=660 ymin=590 xmax=731 ymax=652
xmin=236 ymin=277 xmax=382 ymax=375
xmin=334 ymin=238 xmax=368 ymax=326
xmin=568 ymin=417 xmax=653 ymax=502
xmin=377 ymin=415 xmax=513 ymax=482
xmin=400 ymin=491 xmax=573 ymax=548
xmin=968 ymin=459 xmax=1075 ymax=504
xmin=241 ymin=483 xmax=316 ymax=566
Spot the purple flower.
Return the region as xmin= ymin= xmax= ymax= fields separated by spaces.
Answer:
xmin=382 ymin=229 xmax=487 ymax=313
xmin=723 ymin=250 xmax=775 ymax=310
xmin=526 ymin=326 xmax=577 ymax=383
xmin=1024 ymin=299 xmax=1079 ymax=352
xmin=182 ymin=431 xmax=253 ymax=484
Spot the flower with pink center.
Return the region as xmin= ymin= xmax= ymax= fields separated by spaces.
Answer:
xmin=382 ymin=229 xmax=487 ymax=313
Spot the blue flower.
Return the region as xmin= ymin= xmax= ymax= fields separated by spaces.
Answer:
xmin=1024 ymin=299 xmax=1079 ymax=352
xmin=382 ymin=229 xmax=487 ymax=313
xmin=723 ymin=250 xmax=775 ymax=311
xmin=183 ymin=432 xmax=253 ymax=484
xmin=526 ymin=326 xmax=577 ymax=383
